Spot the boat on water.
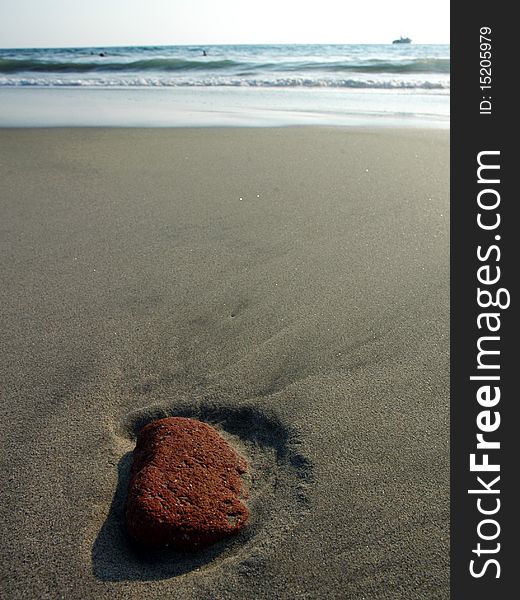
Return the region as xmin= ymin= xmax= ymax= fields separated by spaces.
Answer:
xmin=392 ymin=36 xmax=411 ymax=44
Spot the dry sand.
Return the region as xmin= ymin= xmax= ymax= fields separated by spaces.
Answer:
xmin=0 ymin=127 xmax=449 ymax=599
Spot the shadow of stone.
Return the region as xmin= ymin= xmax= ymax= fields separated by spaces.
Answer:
xmin=91 ymin=452 xmax=242 ymax=582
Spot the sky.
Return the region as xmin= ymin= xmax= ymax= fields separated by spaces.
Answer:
xmin=0 ymin=0 xmax=450 ymax=48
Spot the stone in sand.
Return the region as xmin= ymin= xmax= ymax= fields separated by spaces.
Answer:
xmin=125 ymin=416 xmax=249 ymax=550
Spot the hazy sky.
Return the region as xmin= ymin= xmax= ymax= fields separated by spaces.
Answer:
xmin=1 ymin=0 xmax=450 ymax=48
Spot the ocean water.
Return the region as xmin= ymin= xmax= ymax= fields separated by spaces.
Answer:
xmin=0 ymin=44 xmax=449 ymax=126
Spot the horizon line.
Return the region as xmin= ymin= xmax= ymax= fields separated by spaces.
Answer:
xmin=0 ymin=40 xmax=450 ymax=51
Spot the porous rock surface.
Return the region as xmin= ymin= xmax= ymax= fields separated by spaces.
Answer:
xmin=125 ymin=416 xmax=249 ymax=550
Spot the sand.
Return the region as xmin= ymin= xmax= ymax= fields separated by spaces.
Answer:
xmin=0 ymin=127 xmax=449 ymax=599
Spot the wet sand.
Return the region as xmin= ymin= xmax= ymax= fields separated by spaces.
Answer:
xmin=0 ymin=127 xmax=449 ymax=599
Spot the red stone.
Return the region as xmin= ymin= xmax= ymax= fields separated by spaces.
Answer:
xmin=125 ymin=417 xmax=249 ymax=550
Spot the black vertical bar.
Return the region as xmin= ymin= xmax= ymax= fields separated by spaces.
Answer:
xmin=451 ymin=3 xmax=517 ymax=599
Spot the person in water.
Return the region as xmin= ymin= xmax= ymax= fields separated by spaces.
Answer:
xmin=202 ymin=50 xmax=207 ymax=57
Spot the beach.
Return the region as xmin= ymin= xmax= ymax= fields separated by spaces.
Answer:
xmin=0 ymin=126 xmax=449 ymax=599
